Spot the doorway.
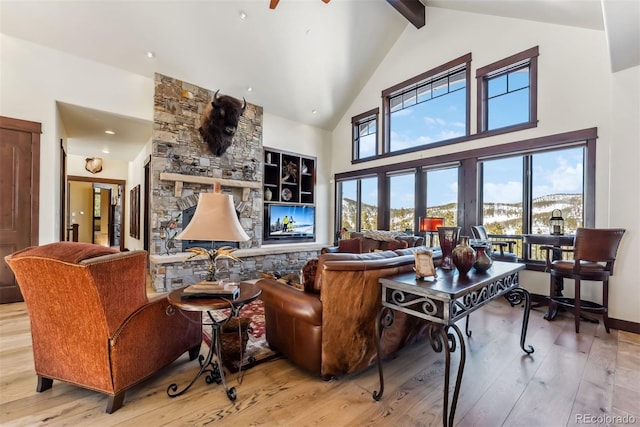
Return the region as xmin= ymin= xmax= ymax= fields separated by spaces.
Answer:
xmin=67 ymin=176 xmax=125 ymax=251
xmin=0 ymin=116 xmax=40 ymax=303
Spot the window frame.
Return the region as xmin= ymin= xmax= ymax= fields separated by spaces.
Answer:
xmin=381 ymin=53 xmax=472 ymax=156
xmin=351 ymin=108 xmax=379 ymax=162
xmin=476 ymin=46 xmax=539 ymax=135
xmin=334 ymin=127 xmax=597 ymax=269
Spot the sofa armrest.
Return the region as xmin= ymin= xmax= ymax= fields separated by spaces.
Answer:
xmin=258 ymin=279 xmax=322 ymax=326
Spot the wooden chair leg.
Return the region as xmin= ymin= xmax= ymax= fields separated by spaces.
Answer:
xmin=36 ymin=375 xmax=53 ymax=392
xmin=574 ymin=279 xmax=581 ymax=333
xmin=106 ymin=392 xmax=125 ymax=413
xmin=603 ymin=280 xmax=610 ymax=333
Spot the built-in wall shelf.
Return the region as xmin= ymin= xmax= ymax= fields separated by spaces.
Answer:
xmin=160 ymin=172 xmax=261 ymax=199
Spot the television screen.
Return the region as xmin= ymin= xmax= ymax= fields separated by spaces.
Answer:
xmin=268 ymin=204 xmax=315 ymax=239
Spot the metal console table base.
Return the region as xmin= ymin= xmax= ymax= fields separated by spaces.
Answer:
xmin=372 ymin=263 xmax=534 ymax=427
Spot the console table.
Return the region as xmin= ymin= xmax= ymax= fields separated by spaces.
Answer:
xmin=372 ymin=262 xmax=534 ymax=427
xmin=166 ymin=282 xmax=261 ymax=401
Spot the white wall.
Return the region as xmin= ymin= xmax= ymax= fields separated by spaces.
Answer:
xmin=126 ymin=140 xmax=152 ymax=251
xmin=0 ymin=34 xmax=154 ymax=243
xmin=331 ymin=8 xmax=639 ymax=324
xmin=0 ymin=34 xmax=333 ymax=248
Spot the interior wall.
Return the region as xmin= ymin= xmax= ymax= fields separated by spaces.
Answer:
xmin=331 ymin=8 xmax=638 ymax=323
xmin=0 ymin=34 xmax=154 ymax=244
xmin=126 ymin=139 xmax=151 ymax=251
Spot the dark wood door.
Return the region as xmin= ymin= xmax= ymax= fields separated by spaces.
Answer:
xmin=0 ymin=116 xmax=40 ymax=303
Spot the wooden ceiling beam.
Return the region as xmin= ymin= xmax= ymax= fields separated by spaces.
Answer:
xmin=386 ymin=0 xmax=426 ymax=29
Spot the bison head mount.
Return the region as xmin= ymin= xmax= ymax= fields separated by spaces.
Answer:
xmin=199 ymin=90 xmax=247 ymax=156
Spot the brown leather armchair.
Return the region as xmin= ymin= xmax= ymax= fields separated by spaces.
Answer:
xmin=4 ymin=242 xmax=202 ymax=413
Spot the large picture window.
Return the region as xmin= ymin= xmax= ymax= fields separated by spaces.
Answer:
xmin=425 ymin=166 xmax=459 ymax=227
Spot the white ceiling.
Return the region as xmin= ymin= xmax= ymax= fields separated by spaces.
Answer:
xmin=1 ymin=0 xmax=637 ymax=161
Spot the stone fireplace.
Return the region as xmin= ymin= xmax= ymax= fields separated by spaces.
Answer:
xmin=148 ymin=74 xmax=323 ymax=292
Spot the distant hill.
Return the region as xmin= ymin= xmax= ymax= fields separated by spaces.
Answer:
xmin=340 ymin=193 xmax=583 ymax=236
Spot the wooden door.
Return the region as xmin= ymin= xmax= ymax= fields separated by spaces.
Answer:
xmin=0 ymin=116 xmax=40 ymax=303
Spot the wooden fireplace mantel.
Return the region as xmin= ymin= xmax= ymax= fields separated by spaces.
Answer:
xmin=160 ymin=172 xmax=262 ymax=200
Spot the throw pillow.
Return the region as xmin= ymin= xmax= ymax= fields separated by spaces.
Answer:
xmin=301 ymin=258 xmax=319 ymax=293
xmin=338 ymin=238 xmax=362 ymax=253
xmin=380 ymin=239 xmax=409 ymax=251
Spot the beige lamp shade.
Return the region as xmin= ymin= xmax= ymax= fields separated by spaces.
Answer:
xmin=176 ymin=192 xmax=249 ymax=242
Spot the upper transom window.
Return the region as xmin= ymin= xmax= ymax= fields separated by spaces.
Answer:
xmin=382 ymin=53 xmax=471 ymax=154
xmin=477 ymin=46 xmax=539 ymax=133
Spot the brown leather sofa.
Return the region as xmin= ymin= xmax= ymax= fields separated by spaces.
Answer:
xmin=258 ymin=246 xmax=441 ymax=378
xmin=323 ymin=231 xmax=425 ymax=254
xmin=4 ymin=242 xmax=203 ymax=413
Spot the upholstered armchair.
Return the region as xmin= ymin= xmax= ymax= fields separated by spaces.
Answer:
xmin=4 ymin=242 xmax=202 ymax=413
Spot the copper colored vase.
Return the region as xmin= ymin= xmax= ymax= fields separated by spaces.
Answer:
xmin=437 ymin=226 xmax=461 ymax=270
xmin=452 ymin=236 xmax=475 ymax=277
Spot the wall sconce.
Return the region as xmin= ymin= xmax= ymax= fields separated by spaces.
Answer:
xmin=419 ymin=217 xmax=444 ymax=247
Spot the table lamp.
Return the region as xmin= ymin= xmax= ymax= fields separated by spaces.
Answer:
xmin=176 ymin=188 xmax=249 ymax=282
xmin=419 ymin=217 xmax=445 ymax=247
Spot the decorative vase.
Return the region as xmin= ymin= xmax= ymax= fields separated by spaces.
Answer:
xmin=452 ymin=236 xmax=475 ymax=277
xmin=264 ymin=187 xmax=272 ymax=201
xmin=471 ymin=243 xmax=493 ymax=273
xmin=437 ymin=226 xmax=461 ymax=270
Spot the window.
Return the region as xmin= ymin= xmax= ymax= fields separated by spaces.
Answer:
xmin=477 ymin=46 xmax=539 ymax=133
xmin=352 ymin=109 xmax=378 ymax=161
xmin=425 ymin=166 xmax=459 ymax=227
xmin=388 ymin=172 xmax=415 ymax=232
xmin=382 ymin=54 xmax=471 ymax=154
xmin=479 ymin=145 xmax=585 ymax=260
xmin=335 ymin=128 xmax=596 ymax=268
xmin=337 ymin=176 xmax=378 ymax=234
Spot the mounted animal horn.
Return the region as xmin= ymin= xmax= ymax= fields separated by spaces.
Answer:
xmin=241 ymin=98 xmax=247 ymax=113
xmin=212 ymin=89 xmax=221 ymax=108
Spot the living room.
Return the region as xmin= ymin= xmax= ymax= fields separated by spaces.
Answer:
xmin=1 ymin=0 xmax=639 ymax=425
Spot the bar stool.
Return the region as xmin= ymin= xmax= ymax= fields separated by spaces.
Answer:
xmin=541 ymin=227 xmax=625 ymax=333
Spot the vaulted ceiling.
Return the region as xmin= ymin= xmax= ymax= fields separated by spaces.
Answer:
xmin=1 ymin=0 xmax=637 ymax=160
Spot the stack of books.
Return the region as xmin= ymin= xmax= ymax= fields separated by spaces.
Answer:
xmin=181 ymin=281 xmax=240 ymax=299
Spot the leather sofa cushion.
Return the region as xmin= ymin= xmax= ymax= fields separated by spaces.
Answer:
xmin=301 ymin=258 xmax=319 ymax=293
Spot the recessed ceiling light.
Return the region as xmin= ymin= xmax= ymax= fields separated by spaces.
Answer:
xmin=306 ymin=29 xmax=312 ymax=36
xmin=105 ymin=130 xmax=115 ymax=135
xmin=146 ymin=51 xmax=155 ymax=59
xmin=312 ymin=110 xmax=317 ymax=114
xmin=239 ymin=11 xmax=247 ymax=20
xmin=247 ymin=87 xmax=253 ymax=92
xmin=102 ymin=147 xmax=110 ymax=154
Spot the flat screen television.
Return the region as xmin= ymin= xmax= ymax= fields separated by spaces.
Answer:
xmin=265 ymin=204 xmax=315 ymax=243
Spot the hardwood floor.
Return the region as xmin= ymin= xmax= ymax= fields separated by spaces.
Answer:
xmin=1 ymin=299 xmax=638 ymax=426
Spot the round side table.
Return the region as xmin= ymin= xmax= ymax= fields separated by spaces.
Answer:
xmin=166 ymin=282 xmax=261 ymax=401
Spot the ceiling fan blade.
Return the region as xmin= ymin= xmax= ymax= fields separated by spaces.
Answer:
xmin=269 ymin=0 xmax=280 ymax=9
xmin=321 ymin=0 xmax=330 ymax=3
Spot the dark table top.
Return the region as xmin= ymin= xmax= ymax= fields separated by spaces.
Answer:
xmin=379 ymin=261 xmax=525 ymax=300
xmin=522 ymin=234 xmax=575 ymax=246
xmin=167 ymin=282 xmax=261 ymax=312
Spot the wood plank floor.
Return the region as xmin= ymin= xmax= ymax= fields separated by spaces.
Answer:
xmin=1 ymin=299 xmax=638 ymax=426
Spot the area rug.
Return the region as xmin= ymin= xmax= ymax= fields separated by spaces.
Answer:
xmin=202 ymin=299 xmax=280 ymax=373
